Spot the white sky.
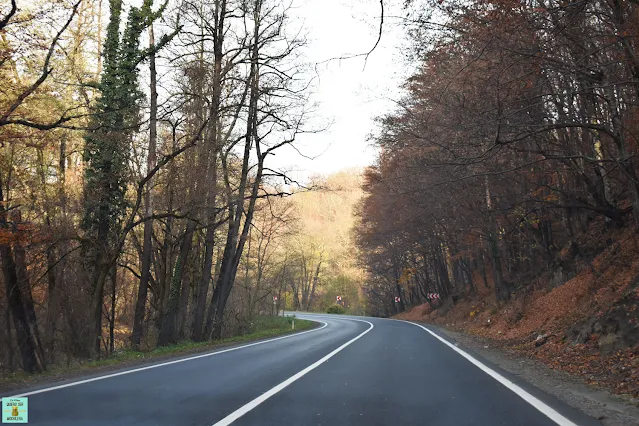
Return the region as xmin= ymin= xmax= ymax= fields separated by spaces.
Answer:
xmin=267 ymin=0 xmax=410 ymax=182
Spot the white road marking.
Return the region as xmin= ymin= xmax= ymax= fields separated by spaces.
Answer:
xmin=211 ymin=318 xmax=374 ymax=426
xmin=397 ymin=320 xmax=579 ymax=426
xmin=7 ymin=321 xmax=328 ymax=398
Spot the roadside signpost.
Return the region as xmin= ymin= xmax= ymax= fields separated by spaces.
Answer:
xmin=394 ymin=296 xmax=400 ymax=303
xmin=336 ymin=295 xmax=342 ymax=302
xmin=426 ymin=293 xmax=440 ymax=300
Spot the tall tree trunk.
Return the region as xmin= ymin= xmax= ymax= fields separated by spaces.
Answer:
xmin=176 ymin=256 xmax=192 ymax=340
xmin=4 ymin=304 xmax=15 ymax=372
xmin=484 ymin=176 xmax=507 ymax=300
xmin=44 ymin=225 xmax=58 ymax=363
xmin=35 ymin=147 xmax=60 ymax=364
xmin=487 ymin=231 xmax=507 ymax=300
xmin=191 ymin=120 xmax=219 ymax=341
xmin=13 ymin=226 xmax=46 ymax=367
xmin=109 ymin=265 xmax=116 ymax=354
xmin=204 ymin=8 xmax=263 ymax=339
xmin=192 ymin=224 xmax=215 ymax=341
xmin=0 ymin=179 xmax=43 ymax=373
xmin=291 ymin=279 xmax=300 ymax=310
xmin=300 ymin=256 xmax=309 ymax=309
xmin=154 ymin=125 xmax=177 ymax=333
xmin=433 ymin=241 xmax=451 ymax=296
xmin=158 ymin=220 xmax=195 ymax=346
xmin=89 ymin=265 xmax=109 ymax=358
xmin=47 ymin=134 xmax=68 ymax=363
xmin=206 ymin=159 xmax=264 ymax=339
xmin=193 ymin=0 xmax=225 ymax=340
xmin=1 ymin=246 xmax=43 ymax=373
xmin=131 ymin=23 xmax=158 ymax=349
xmin=306 ymin=259 xmax=321 ymax=311
xmin=609 ymin=0 xmax=639 ymax=229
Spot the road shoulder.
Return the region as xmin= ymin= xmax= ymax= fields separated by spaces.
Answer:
xmin=417 ymin=322 xmax=639 ymax=426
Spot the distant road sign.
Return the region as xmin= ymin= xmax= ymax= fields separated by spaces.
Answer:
xmin=336 ymin=296 xmax=342 ymax=302
xmin=427 ymin=293 xmax=440 ymax=300
xmin=394 ymin=297 xmax=400 ymax=303
xmin=273 ymin=296 xmax=278 ymax=301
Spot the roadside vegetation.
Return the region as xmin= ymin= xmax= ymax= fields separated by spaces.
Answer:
xmin=0 ymin=316 xmax=315 ymax=388
xmin=326 ymin=305 xmax=345 ymax=315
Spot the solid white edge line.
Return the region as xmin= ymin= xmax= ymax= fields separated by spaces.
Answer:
xmin=211 ymin=318 xmax=374 ymax=426
xmin=395 ymin=319 xmax=579 ymax=426
xmin=7 ymin=321 xmax=329 ymax=398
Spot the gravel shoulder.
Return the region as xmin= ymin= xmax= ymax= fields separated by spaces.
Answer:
xmin=424 ymin=322 xmax=639 ymax=426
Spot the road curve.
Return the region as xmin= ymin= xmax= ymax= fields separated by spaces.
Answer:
xmin=2 ymin=314 xmax=601 ymax=426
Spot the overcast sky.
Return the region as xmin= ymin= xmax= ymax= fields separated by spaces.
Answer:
xmin=267 ymin=0 xmax=410 ymax=182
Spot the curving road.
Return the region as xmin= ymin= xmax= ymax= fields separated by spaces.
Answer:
xmin=2 ymin=314 xmax=601 ymax=426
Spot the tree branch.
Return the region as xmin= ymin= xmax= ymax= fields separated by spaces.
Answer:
xmin=0 ymin=0 xmax=82 ymax=127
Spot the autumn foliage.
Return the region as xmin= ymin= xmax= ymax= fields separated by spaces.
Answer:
xmin=356 ymin=0 xmax=639 ymax=396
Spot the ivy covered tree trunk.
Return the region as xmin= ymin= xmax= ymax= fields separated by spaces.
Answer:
xmin=82 ymin=0 xmax=162 ymax=357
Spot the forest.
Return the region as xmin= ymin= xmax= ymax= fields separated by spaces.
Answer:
xmin=0 ymin=0 xmax=369 ymax=377
xmin=356 ymin=0 xmax=639 ymax=318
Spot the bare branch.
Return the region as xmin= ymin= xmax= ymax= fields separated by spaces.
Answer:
xmin=0 ymin=0 xmax=82 ymax=128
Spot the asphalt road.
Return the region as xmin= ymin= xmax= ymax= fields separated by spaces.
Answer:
xmin=2 ymin=314 xmax=602 ymax=426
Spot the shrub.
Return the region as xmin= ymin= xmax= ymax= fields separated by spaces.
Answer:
xmin=326 ymin=305 xmax=345 ymax=314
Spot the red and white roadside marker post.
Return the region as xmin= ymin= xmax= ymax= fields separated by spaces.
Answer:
xmin=394 ymin=296 xmax=402 ymax=314
xmin=426 ymin=293 xmax=440 ymax=306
